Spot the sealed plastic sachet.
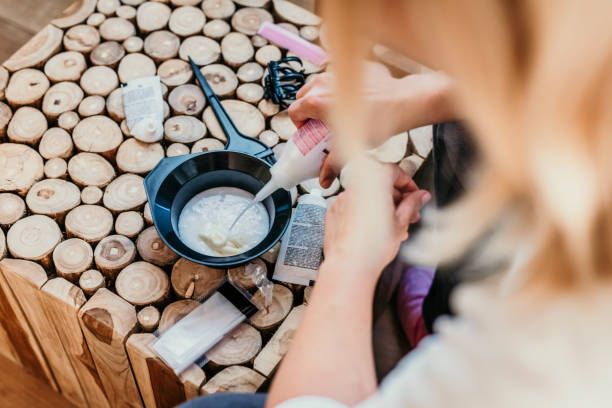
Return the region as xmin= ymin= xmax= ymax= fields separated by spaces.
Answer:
xmin=122 ymin=76 xmax=164 ymax=142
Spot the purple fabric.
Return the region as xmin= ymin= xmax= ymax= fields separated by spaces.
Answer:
xmin=397 ymin=266 xmax=435 ymax=347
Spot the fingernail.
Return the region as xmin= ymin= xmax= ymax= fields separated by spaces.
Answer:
xmin=421 ymin=192 xmax=431 ymax=206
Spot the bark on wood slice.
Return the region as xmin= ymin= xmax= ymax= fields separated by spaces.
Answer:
xmin=231 ymin=7 xmax=273 ymax=36
xmin=80 ymin=66 xmax=118 ymax=96
xmin=158 ymin=299 xmax=199 ymax=333
xmin=257 ymin=99 xmax=279 ymax=117
xmin=51 ymin=0 xmax=97 ymax=28
xmin=65 ymin=205 xmax=114 ymax=243
xmin=158 ymin=59 xmax=193 ymax=87
xmin=171 ymin=258 xmax=225 ymax=299
xmin=137 ymin=306 xmax=160 ymax=331
xmin=58 ymin=111 xmax=80 ymax=131
xmin=53 ymin=238 xmax=94 ymax=282
xmin=105 ymin=88 xmax=125 ymax=121
xmin=249 ymin=284 xmax=293 ymax=330
xmin=5 ymin=69 xmax=50 ymax=107
xmin=136 ymin=2 xmax=171 ymax=33
xmin=63 ymin=25 xmax=101 ymax=54
xmin=169 ymin=6 xmax=206 ymax=37
xmin=116 ymin=5 xmax=137 ymax=21
xmin=7 ymin=107 xmax=47 ymax=145
xmin=39 ymin=128 xmax=73 ymax=160
xmin=115 ymin=261 xmax=170 ymax=306
xmin=44 ymin=52 xmax=87 ymax=82
xmin=79 ymin=269 xmax=106 ymax=296
xmin=116 ymin=138 xmax=165 ymax=174
xmin=44 ymin=158 xmax=68 ymax=179
xmin=7 ymin=215 xmax=61 ymax=268
xmin=179 ymin=36 xmax=220 ymax=66
xmin=233 ymin=0 xmax=270 ymax=7
xmin=136 ymin=226 xmax=179 ymax=267
xmin=303 ymin=285 xmax=312 ymax=304
xmin=99 ymin=18 xmax=136 ymax=42
xmin=80 ymin=186 xmax=103 ymax=205
xmin=97 ymin=0 xmax=120 ymax=15
xmin=0 ymin=193 xmax=26 ymax=227
xmin=42 ymin=82 xmax=85 ymax=117
xmin=87 ymin=13 xmax=106 ymax=27
xmin=115 ymin=211 xmax=144 ymax=239
xmin=299 ymin=25 xmax=319 ymax=42
xmin=0 ymin=102 xmax=11 ymax=138
xmin=164 ymin=115 xmax=207 ymax=143
xmin=0 ymin=144 xmax=43 ymax=195
xmin=144 ymin=31 xmax=181 ymax=62
xmin=199 ymin=64 xmax=237 ymax=97
xmin=368 ymin=132 xmax=408 ymax=163
xmin=270 ymin=110 xmax=297 ymax=141
xmin=206 ymin=323 xmax=262 ymax=366
xmin=167 ymin=143 xmax=190 ymax=157
xmin=123 ymin=36 xmax=144 ymax=53
xmin=2 ymin=25 xmax=63 ymax=72
xmin=78 ymin=95 xmax=106 ymax=117
xmin=398 ymin=154 xmax=425 ymax=178
xmin=409 ymin=125 xmax=434 ymax=158
xmin=272 ymin=0 xmax=321 ymax=26
xmin=255 ymin=45 xmax=281 ymax=67
xmin=203 ymin=100 xmax=264 ymax=141
xmin=73 ymin=115 xmax=123 ymax=159
xmin=203 ymin=19 xmax=230 ymax=39
xmin=68 ymin=152 xmax=116 ymax=187
xmin=251 ymin=34 xmax=268 ymax=48
xmin=299 ymin=177 xmax=340 ymax=197
xmin=103 ymin=173 xmax=147 ymax=212
xmin=258 ymin=130 xmax=279 ymax=147
xmin=237 ymin=62 xmax=264 ymax=83
xmin=94 ymin=234 xmax=137 ymax=279
xmin=237 ymin=83 xmax=264 ymax=104
xmin=91 ymin=41 xmax=126 ymax=67
xmin=25 ymin=179 xmax=81 ymax=220
xmin=221 ymin=32 xmax=254 ymax=68
xmin=168 ymin=84 xmax=206 ymax=116
xmin=143 ymin=202 xmax=153 ymax=224
xmin=191 ymin=138 xmax=224 ymax=153
xmin=253 ymin=304 xmax=304 ymax=376
xmin=228 ymin=258 xmax=267 ymax=291
xmin=201 ymin=0 xmax=235 ymax=20
xmin=201 ymin=366 xmax=265 ymax=395
xmin=0 ymin=66 xmax=7 ymax=100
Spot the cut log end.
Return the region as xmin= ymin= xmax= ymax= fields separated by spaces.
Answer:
xmin=115 ymin=261 xmax=170 ymax=306
xmin=136 ymin=226 xmax=179 ymax=267
xmin=79 ymin=269 xmax=106 ymax=296
xmin=171 ymin=258 xmax=225 ymax=299
xmin=249 ymin=284 xmax=293 ymax=331
xmin=65 ymin=205 xmax=114 ymax=243
xmin=115 ymin=211 xmax=144 ymax=239
xmin=206 ymin=323 xmax=262 ymax=366
xmin=94 ymin=234 xmax=137 ymax=279
xmin=53 ymin=238 xmax=93 ymax=282
xmin=137 ymin=305 xmax=160 ymax=332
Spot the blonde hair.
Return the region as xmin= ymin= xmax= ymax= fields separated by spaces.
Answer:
xmin=322 ymin=0 xmax=612 ymax=290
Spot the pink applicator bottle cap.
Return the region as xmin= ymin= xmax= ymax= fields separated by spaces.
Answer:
xmin=258 ymin=21 xmax=328 ymax=66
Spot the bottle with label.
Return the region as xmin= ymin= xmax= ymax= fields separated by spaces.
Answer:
xmin=273 ymin=189 xmax=328 ymax=285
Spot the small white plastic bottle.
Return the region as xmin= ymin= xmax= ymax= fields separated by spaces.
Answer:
xmin=273 ymin=189 xmax=328 ymax=285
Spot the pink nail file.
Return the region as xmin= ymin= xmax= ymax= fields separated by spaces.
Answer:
xmin=258 ymin=21 xmax=328 ymax=66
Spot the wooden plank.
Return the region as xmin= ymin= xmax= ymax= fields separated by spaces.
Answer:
xmin=127 ymin=333 xmax=206 ymax=408
xmin=0 ymin=259 xmax=86 ymax=406
xmin=0 ymin=16 xmax=36 ymax=64
xmin=0 ymin=318 xmax=21 ymax=365
xmin=78 ymin=288 xmax=143 ymax=408
xmin=0 ymin=0 xmax=73 ymax=32
xmin=41 ymin=278 xmax=111 ymax=408
xmin=0 ymin=259 xmax=57 ymax=390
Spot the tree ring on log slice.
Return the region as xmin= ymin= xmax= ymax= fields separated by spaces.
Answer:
xmin=79 ymin=269 xmax=105 ymax=296
xmin=167 ymin=143 xmax=190 ymax=157
xmin=78 ymin=95 xmax=106 ymax=117
xmin=73 ymin=115 xmax=123 ymax=159
xmin=257 ymin=99 xmax=279 ymax=118
xmin=258 ymin=130 xmax=279 ymax=148
xmin=255 ymin=45 xmax=281 ymax=67
xmin=116 ymin=5 xmax=137 ymax=21
xmin=63 ymin=25 xmax=101 ymax=53
xmin=91 ymin=41 xmax=126 ymax=67
xmin=203 ymin=100 xmax=264 ymax=142
xmin=94 ymin=234 xmax=136 ymax=279
xmin=5 ymin=68 xmax=49 ymax=107
xmin=68 ymin=152 xmax=116 ymax=187
xmin=169 ymin=6 xmax=206 ymax=37
xmin=118 ymin=53 xmax=157 ymax=83
xmin=123 ymin=36 xmax=144 ymax=53
xmin=103 ymin=174 xmax=147 ymax=212
xmin=106 ymin=88 xmax=125 ymax=121
xmin=231 ymin=7 xmax=273 ymax=36
xmin=179 ymin=36 xmax=220 ymax=66
xmin=97 ymin=0 xmax=119 ymax=16
xmin=270 ymin=110 xmax=297 ymax=141
xmin=65 ymin=204 xmax=114 ymax=243
xmin=0 ymin=193 xmax=26 ymax=227
xmin=137 ymin=305 xmax=160 ymax=331
xmin=0 ymin=144 xmax=43 ymax=195
xmin=53 ymin=238 xmax=93 ymax=282
xmin=237 ymin=83 xmax=264 ymax=104
xmin=164 ymin=115 xmax=207 ymax=143
xmin=249 ymin=284 xmax=293 ymax=330
xmin=206 ymin=323 xmax=262 ymax=366
xmin=115 ymin=211 xmax=144 ymax=239
xmin=116 ymin=138 xmax=165 ymax=174
xmin=168 ymin=84 xmax=206 ymax=116
xmin=191 ymin=138 xmax=224 ymax=153
xmin=115 ymin=261 xmax=170 ymax=306
xmin=0 ymin=102 xmax=11 ymax=136
xmin=171 ymin=257 xmax=225 ymax=299
xmin=42 ymin=82 xmax=85 ymax=117
xmin=44 ymin=52 xmax=87 ymax=83
xmin=7 ymin=215 xmax=61 ymax=264
xmin=203 ymin=19 xmax=230 ymax=39
xmin=136 ymin=226 xmax=179 ymax=267
xmin=7 ymin=107 xmax=47 ymax=145
xmin=51 ymin=0 xmax=97 ymax=28
xmin=228 ymin=258 xmax=267 ymax=291
xmin=2 ymin=24 xmax=63 ymax=72
xmin=80 ymin=66 xmax=119 ymax=96
xmin=80 ymin=186 xmax=103 ymax=205
xmin=58 ymin=111 xmax=80 ymax=131
xmin=136 ymin=2 xmax=171 ymax=33
xmin=25 ymin=179 xmax=80 ymax=219
xmin=299 ymin=25 xmax=319 ymax=42
xmin=237 ymin=62 xmax=264 ymax=83
xmin=201 ymin=0 xmax=235 ymax=20
xmin=251 ymin=35 xmax=268 ymax=48
xmin=158 ymin=59 xmax=193 ymax=87
xmin=200 ymin=366 xmax=265 ymax=395
xmin=44 ymin=158 xmax=68 ymax=179
xmin=87 ymin=13 xmax=106 ymax=27
xmin=273 ymin=0 xmax=321 ymax=25
xmin=99 ymin=18 xmax=136 ymax=42
xmin=221 ymin=32 xmax=254 ymax=68
xmin=199 ymin=64 xmax=237 ymax=98
xmin=158 ymin=299 xmax=199 ymax=333
xmin=144 ymin=31 xmax=180 ymax=62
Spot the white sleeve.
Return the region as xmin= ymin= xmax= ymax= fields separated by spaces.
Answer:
xmin=276 ymin=396 xmax=348 ymax=408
